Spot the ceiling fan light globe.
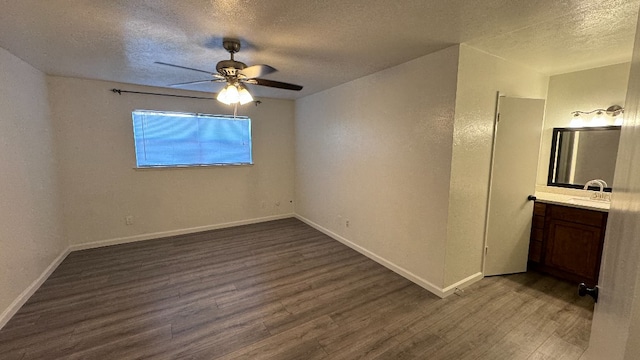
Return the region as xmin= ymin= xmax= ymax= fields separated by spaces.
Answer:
xmin=216 ymin=87 xmax=230 ymax=104
xmin=225 ymin=84 xmax=240 ymax=104
xmin=239 ymin=87 xmax=254 ymax=105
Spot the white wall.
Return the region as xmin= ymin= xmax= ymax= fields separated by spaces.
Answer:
xmin=295 ymin=46 xmax=460 ymax=291
xmin=536 ymin=62 xmax=630 ymax=191
xmin=49 ymin=77 xmax=295 ymax=246
xmin=0 ymin=47 xmax=66 ymax=324
xmin=444 ymin=45 xmax=549 ymax=287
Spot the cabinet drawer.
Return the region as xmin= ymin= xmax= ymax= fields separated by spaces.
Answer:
xmin=534 ymin=202 xmax=546 ymax=216
xmin=548 ymin=204 xmax=605 ymax=227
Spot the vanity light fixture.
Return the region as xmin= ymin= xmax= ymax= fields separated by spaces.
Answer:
xmin=570 ymin=105 xmax=624 ymax=127
xmin=606 ymin=105 xmax=624 ymax=117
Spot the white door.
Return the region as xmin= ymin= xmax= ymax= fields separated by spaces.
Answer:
xmin=484 ymin=96 xmax=545 ymax=276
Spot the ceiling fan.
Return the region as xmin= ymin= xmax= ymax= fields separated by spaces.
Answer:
xmin=155 ymin=39 xmax=303 ymax=105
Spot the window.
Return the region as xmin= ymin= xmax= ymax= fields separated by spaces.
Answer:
xmin=132 ymin=110 xmax=252 ymax=168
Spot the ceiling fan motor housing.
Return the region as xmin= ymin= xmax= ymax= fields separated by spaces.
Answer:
xmin=216 ymin=60 xmax=247 ymax=77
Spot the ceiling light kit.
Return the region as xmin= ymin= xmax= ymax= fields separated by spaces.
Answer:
xmin=217 ymin=84 xmax=254 ymax=105
xmin=156 ymin=39 xmax=303 ymax=106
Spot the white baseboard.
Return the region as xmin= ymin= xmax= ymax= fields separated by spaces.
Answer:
xmin=70 ymin=214 xmax=294 ymax=251
xmin=295 ymin=215 xmax=456 ymax=298
xmin=441 ymin=272 xmax=484 ymax=297
xmin=0 ymin=247 xmax=71 ymax=330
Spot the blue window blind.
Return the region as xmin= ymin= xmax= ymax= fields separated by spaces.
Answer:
xmin=132 ymin=110 xmax=252 ymax=167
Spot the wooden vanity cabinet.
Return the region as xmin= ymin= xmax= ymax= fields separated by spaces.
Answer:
xmin=528 ymin=202 xmax=608 ymax=287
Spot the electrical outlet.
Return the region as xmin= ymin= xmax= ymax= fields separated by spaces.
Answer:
xmin=125 ymin=215 xmax=134 ymax=225
xmin=346 ymin=219 xmax=350 ymax=227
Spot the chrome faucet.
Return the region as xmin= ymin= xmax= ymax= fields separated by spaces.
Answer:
xmin=584 ymin=179 xmax=610 ymax=201
xmin=583 ymin=179 xmax=607 ymax=192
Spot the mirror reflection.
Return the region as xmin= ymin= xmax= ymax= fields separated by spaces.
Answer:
xmin=548 ymin=126 xmax=621 ymax=191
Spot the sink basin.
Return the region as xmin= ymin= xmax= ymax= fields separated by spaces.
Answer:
xmin=567 ymin=197 xmax=610 ymax=209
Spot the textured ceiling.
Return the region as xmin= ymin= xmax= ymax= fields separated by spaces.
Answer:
xmin=0 ymin=0 xmax=637 ymax=99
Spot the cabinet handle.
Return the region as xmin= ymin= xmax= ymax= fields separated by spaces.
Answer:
xmin=527 ymin=195 xmax=537 ymax=201
xmin=578 ymin=283 xmax=599 ymax=302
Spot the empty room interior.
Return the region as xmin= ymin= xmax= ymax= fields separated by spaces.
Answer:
xmin=2 ymin=1 xmax=640 ymax=359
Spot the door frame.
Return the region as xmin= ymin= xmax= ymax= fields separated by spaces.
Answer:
xmin=481 ymin=91 xmax=503 ymax=275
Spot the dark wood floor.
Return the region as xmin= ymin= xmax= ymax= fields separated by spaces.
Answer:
xmin=0 ymin=218 xmax=593 ymax=359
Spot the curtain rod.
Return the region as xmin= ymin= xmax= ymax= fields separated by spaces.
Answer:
xmin=110 ymin=88 xmax=261 ymax=105
xmin=111 ymin=88 xmax=214 ymax=100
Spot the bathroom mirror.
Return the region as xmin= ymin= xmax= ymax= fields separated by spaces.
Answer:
xmin=547 ymin=126 xmax=621 ymax=191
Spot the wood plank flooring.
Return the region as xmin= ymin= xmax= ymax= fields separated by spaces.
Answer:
xmin=0 ymin=218 xmax=594 ymax=359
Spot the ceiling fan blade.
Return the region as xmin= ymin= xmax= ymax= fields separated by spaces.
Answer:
xmin=239 ymin=64 xmax=277 ymax=79
xmin=168 ymin=79 xmax=216 ymax=87
xmin=155 ymin=61 xmax=215 ymax=75
xmin=251 ymin=78 xmax=303 ymax=91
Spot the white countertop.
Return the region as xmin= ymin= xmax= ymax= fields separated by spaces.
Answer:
xmin=535 ymin=191 xmax=610 ymax=212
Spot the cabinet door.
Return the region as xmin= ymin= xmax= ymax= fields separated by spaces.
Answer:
xmin=544 ymin=218 xmax=603 ymax=282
